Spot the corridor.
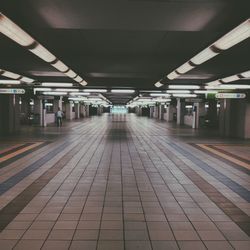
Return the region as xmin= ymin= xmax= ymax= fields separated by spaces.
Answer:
xmin=0 ymin=114 xmax=249 ymax=250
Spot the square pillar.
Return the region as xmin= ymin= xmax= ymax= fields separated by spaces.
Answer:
xmin=177 ymin=98 xmax=185 ymax=125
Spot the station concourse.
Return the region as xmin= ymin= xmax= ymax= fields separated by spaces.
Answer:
xmin=0 ymin=1 xmax=250 ymax=250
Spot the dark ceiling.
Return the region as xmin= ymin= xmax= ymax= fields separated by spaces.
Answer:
xmin=0 ymin=0 xmax=250 ymax=104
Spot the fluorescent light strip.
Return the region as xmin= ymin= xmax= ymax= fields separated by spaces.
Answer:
xmin=161 ymin=19 xmax=250 ymax=82
xmin=41 ymin=82 xmax=73 ymax=87
xmin=206 ymin=80 xmax=221 ymax=86
xmin=0 ymin=13 xmax=87 ymax=86
xmin=214 ymin=19 xmax=250 ymax=50
xmin=0 ymin=80 xmax=20 ymax=84
xmin=55 ymin=88 xmax=79 ymax=92
xmin=166 ymin=90 xmax=191 ymax=93
xmin=42 ymin=92 xmax=67 ymax=95
xmin=34 ymin=88 xmax=52 ymax=94
xmin=241 ymin=70 xmax=250 ymax=78
xmin=111 ymin=89 xmax=135 ymax=93
xmin=83 ymin=89 xmax=107 ymax=93
xmin=150 ymin=93 xmax=171 ymax=97
xmin=194 ymin=90 xmax=218 ymax=94
xmin=69 ymin=92 xmax=90 ymax=96
xmin=0 ymin=68 xmax=35 ymax=83
xmin=172 ymin=94 xmax=197 ymax=97
xmin=168 ymin=85 xmax=200 ymax=89
xmin=205 ymin=84 xmax=250 ymax=90
xmin=154 ymin=81 xmax=164 ymax=88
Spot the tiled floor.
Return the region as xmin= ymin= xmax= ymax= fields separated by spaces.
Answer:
xmin=0 ymin=114 xmax=249 ymax=250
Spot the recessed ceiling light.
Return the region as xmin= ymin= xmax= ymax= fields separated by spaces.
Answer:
xmin=168 ymin=85 xmax=200 ymax=89
xmin=41 ymin=82 xmax=73 ymax=87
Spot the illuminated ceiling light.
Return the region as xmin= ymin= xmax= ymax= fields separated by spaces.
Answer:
xmin=213 ymin=19 xmax=250 ymax=50
xmin=185 ymin=105 xmax=193 ymax=109
xmin=34 ymin=88 xmax=52 ymax=94
xmin=0 ymin=13 xmax=86 ymax=86
xmin=221 ymin=75 xmax=240 ymax=83
xmin=206 ymin=80 xmax=221 ymax=86
xmin=154 ymin=98 xmax=171 ymax=102
xmin=168 ymin=85 xmax=200 ymax=89
xmin=154 ymin=81 xmax=163 ymax=88
xmin=74 ymin=75 xmax=83 ymax=82
xmin=167 ymin=71 xmax=180 ymax=80
xmin=0 ymin=13 xmax=34 ymax=46
xmin=65 ymin=69 xmax=77 ymax=78
xmin=166 ymin=90 xmax=191 ymax=93
xmin=55 ymin=88 xmax=79 ymax=92
xmin=176 ymin=62 xmax=194 ymax=74
xmin=68 ymin=97 xmax=87 ymax=101
xmin=20 ymin=76 xmax=34 ymax=83
xmin=41 ymin=82 xmax=73 ymax=87
xmin=83 ymin=89 xmax=107 ymax=93
xmin=111 ymin=89 xmax=135 ymax=93
xmin=69 ymin=92 xmax=90 ymax=96
xmin=206 ymin=84 xmax=250 ymax=90
xmin=194 ymin=90 xmax=218 ymax=94
xmin=172 ymin=94 xmax=197 ymax=97
xmin=240 ymin=70 xmax=250 ymax=78
xmin=190 ymin=47 xmax=218 ymax=65
xmin=1 ymin=70 xmax=20 ymax=79
xmin=87 ymin=98 xmax=103 ymax=101
xmin=79 ymin=80 xmax=88 ymax=86
xmin=51 ymin=60 xmax=69 ymax=72
xmin=0 ymin=80 xmax=20 ymax=84
xmin=150 ymin=93 xmax=171 ymax=97
xmin=30 ymin=44 xmax=56 ymax=63
xmin=42 ymin=92 xmax=67 ymax=95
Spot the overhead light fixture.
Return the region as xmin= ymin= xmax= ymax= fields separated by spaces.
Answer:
xmin=172 ymin=94 xmax=197 ymax=97
xmin=0 ymin=13 xmax=34 ymax=46
xmin=87 ymin=98 xmax=103 ymax=101
xmin=0 ymin=13 xmax=87 ymax=86
xmin=154 ymin=81 xmax=163 ymax=88
xmin=213 ymin=19 xmax=250 ymax=50
xmin=0 ymin=68 xmax=35 ymax=83
xmin=206 ymin=84 xmax=250 ymax=90
xmin=69 ymin=92 xmax=90 ymax=96
xmin=168 ymin=85 xmax=200 ymax=89
xmin=51 ymin=60 xmax=69 ymax=72
xmin=0 ymin=80 xmax=20 ymax=84
xmin=111 ymin=89 xmax=135 ymax=93
xmin=68 ymin=97 xmax=87 ymax=101
xmin=206 ymin=80 xmax=221 ymax=86
xmin=30 ymin=44 xmax=56 ymax=63
xmin=74 ymin=75 xmax=83 ymax=82
xmin=221 ymin=75 xmax=240 ymax=83
xmin=194 ymin=90 xmax=218 ymax=94
xmin=79 ymin=80 xmax=88 ymax=86
xmin=157 ymin=19 xmax=250 ymax=85
xmin=185 ymin=105 xmax=193 ymax=109
xmin=83 ymin=89 xmax=107 ymax=93
xmin=34 ymin=88 xmax=52 ymax=94
xmin=176 ymin=62 xmax=194 ymax=74
xmin=166 ymin=90 xmax=191 ymax=93
xmin=240 ymin=70 xmax=250 ymax=78
xmin=55 ymin=88 xmax=79 ymax=92
xmin=150 ymin=93 xmax=170 ymax=97
xmin=190 ymin=47 xmax=218 ymax=65
xmin=167 ymin=71 xmax=180 ymax=80
xmin=42 ymin=92 xmax=67 ymax=95
xmin=41 ymin=82 xmax=73 ymax=87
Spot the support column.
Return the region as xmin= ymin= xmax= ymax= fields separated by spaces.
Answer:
xmin=66 ymin=102 xmax=73 ymax=120
xmin=166 ymin=104 xmax=174 ymax=122
xmin=34 ymin=98 xmax=43 ymax=126
xmin=149 ymin=106 xmax=154 ymax=118
xmin=193 ymin=102 xmax=206 ymax=129
xmin=159 ymin=104 xmax=165 ymax=120
xmin=85 ymin=105 xmax=90 ymax=117
xmin=75 ymin=103 xmax=80 ymax=119
xmin=0 ymin=95 xmax=20 ymax=135
xmin=177 ymin=98 xmax=185 ymax=125
xmin=53 ymin=96 xmax=62 ymax=112
xmin=207 ymin=99 xmax=218 ymax=128
xmin=219 ymin=99 xmax=250 ymax=138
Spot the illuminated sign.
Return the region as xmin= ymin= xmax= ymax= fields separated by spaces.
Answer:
xmin=215 ymin=93 xmax=246 ymax=99
xmin=0 ymin=88 xmax=25 ymax=94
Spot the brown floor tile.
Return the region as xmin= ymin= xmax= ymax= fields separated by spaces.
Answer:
xmin=125 ymin=230 xmax=149 ymax=241
xmin=22 ymin=229 xmax=50 ymax=240
xmin=97 ymin=240 xmax=124 ymax=250
xmin=203 ymin=241 xmax=234 ymax=250
xmin=70 ymin=240 xmax=97 ymax=250
xmin=99 ymin=230 xmax=124 ymax=240
xmin=125 ymin=240 xmax=152 ymax=250
xmin=149 ymin=230 xmax=174 ymax=240
xmin=178 ymin=241 xmax=206 ymax=250
xmin=14 ymin=240 xmax=44 ymax=250
xmin=174 ymin=231 xmax=200 ymax=241
xmin=0 ymin=239 xmax=18 ymax=249
xmin=152 ymin=241 xmax=179 ymax=250
xmin=41 ymin=240 xmax=71 ymax=250
xmin=198 ymin=230 xmax=226 ymax=241
xmin=0 ymin=230 xmax=25 ymax=240
xmin=48 ymin=229 xmax=75 ymax=240
xmin=73 ymin=230 xmax=99 ymax=240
